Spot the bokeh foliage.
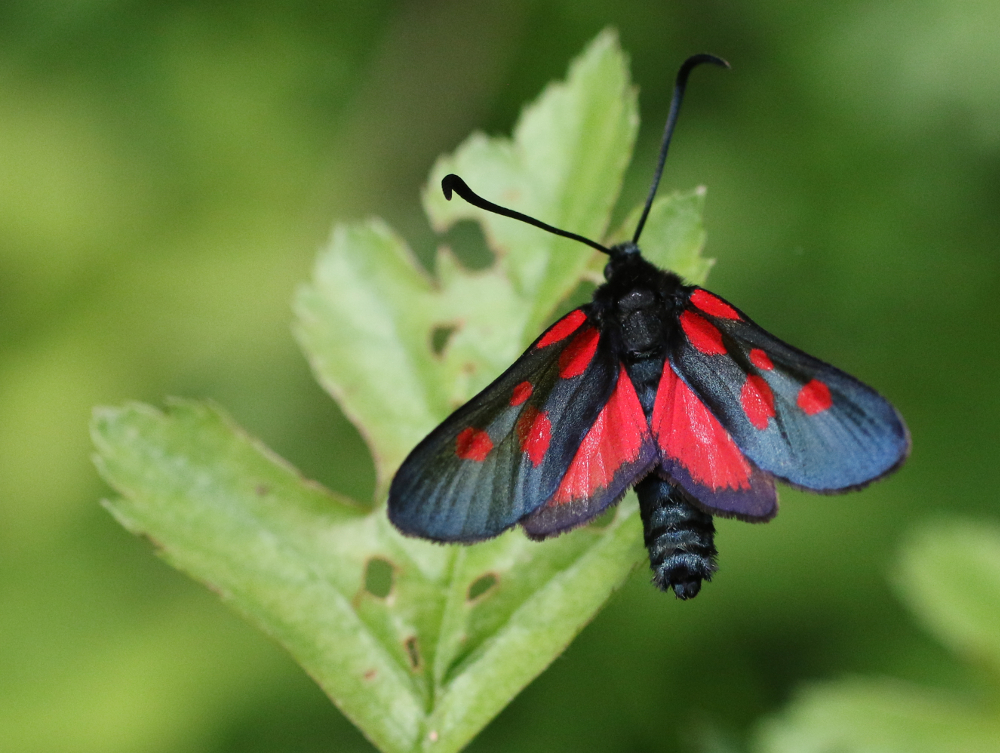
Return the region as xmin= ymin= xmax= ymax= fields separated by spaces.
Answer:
xmin=4 ymin=2 xmax=1000 ymax=752
xmin=756 ymin=521 xmax=1000 ymax=753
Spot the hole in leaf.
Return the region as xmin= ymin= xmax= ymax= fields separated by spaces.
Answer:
xmin=588 ymin=505 xmax=617 ymax=530
xmin=404 ymin=636 xmax=422 ymax=670
xmin=467 ymin=573 xmax=498 ymax=601
xmin=364 ymin=557 xmax=394 ymax=598
xmin=431 ymin=325 xmax=457 ymax=355
xmin=443 ymin=220 xmax=494 ymax=270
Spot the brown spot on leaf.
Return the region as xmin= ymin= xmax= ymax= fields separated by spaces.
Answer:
xmin=404 ymin=636 xmax=422 ymax=671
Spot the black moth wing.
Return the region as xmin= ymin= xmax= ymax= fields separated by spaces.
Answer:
xmin=388 ymin=307 xmax=618 ymax=542
xmin=671 ymin=288 xmax=910 ymax=491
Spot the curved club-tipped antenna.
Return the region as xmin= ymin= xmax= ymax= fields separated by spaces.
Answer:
xmin=441 ymin=53 xmax=729 ymax=255
xmin=632 ymin=53 xmax=730 ymax=244
xmin=441 ymin=174 xmax=612 ymax=255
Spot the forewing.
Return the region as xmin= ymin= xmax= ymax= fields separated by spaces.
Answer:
xmin=651 ymin=357 xmax=777 ymax=521
xmin=388 ymin=308 xmax=617 ymax=542
xmin=521 ymin=365 xmax=658 ymax=538
xmin=671 ymin=288 xmax=910 ymax=491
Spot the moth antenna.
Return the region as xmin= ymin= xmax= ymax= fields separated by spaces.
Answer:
xmin=632 ymin=53 xmax=730 ymax=244
xmin=441 ymin=174 xmax=612 ymax=255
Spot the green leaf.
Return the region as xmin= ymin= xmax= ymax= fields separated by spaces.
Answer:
xmin=755 ymin=678 xmax=1000 ymax=753
xmin=94 ymin=29 xmax=715 ymax=753
xmin=93 ymin=400 xmax=646 ymax=753
xmin=894 ymin=520 xmax=1000 ymax=673
xmin=423 ymin=27 xmax=638 ymax=336
xmin=294 ymin=219 xmax=527 ymax=493
xmin=600 ymin=187 xmax=714 ymax=285
xmin=92 ymin=401 xmax=425 ymax=753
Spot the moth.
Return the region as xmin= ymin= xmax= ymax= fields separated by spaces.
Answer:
xmin=388 ymin=54 xmax=909 ymax=598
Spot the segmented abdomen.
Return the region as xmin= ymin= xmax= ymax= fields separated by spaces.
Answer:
xmin=635 ymin=476 xmax=718 ymax=599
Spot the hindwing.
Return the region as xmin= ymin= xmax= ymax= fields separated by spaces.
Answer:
xmin=650 ymin=357 xmax=777 ymax=521
xmin=521 ymin=364 xmax=657 ymax=538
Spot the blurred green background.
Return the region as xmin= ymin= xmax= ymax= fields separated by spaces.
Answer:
xmin=2 ymin=1 xmax=998 ymax=751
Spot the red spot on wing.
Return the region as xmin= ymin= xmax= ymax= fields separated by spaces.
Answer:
xmin=455 ymin=427 xmax=492 ymax=462
xmin=516 ymin=406 xmax=552 ymax=466
xmin=652 ymin=361 xmax=752 ymax=490
xmin=537 ymin=309 xmax=587 ymax=348
xmin=510 ymin=381 xmax=533 ymax=406
xmin=690 ymin=289 xmax=740 ymax=320
xmin=797 ymin=379 xmax=833 ymax=414
xmin=558 ymin=326 xmax=600 ymax=378
xmin=741 ymin=375 xmax=775 ymax=430
xmin=749 ymin=349 xmax=774 ymax=370
xmin=680 ymin=311 xmax=726 ymax=355
xmin=553 ymin=367 xmax=651 ymax=503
